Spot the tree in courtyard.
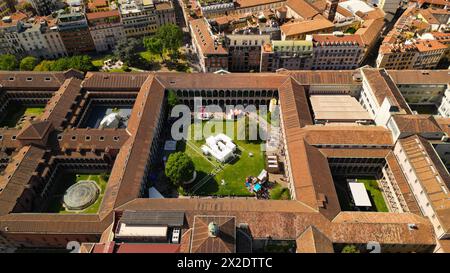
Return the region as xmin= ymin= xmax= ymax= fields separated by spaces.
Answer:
xmin=33 ymin=60 xmax=55 ymax=71
xmin=165 ymin=152 xmax=195 ymax=188
xmin=167 ymin=90 xmax=179 ymax=109
xmin=341 ymin=245 xmax=360 ymax=253
xmin=20 ymin=56 xmax=39 ymax=71
xmin=0 ymin=54 xmax=18 ymax=71
xmin=114 ymin=38 xmax=141 ymax=66
xmin=155 ymin=24 xmax=183 ymax=54
xmin=143 ymin=36 xmax=164 ymax=58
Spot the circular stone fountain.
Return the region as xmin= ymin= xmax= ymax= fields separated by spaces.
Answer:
xmin=63 ymin=180 xmax=99 ymax=211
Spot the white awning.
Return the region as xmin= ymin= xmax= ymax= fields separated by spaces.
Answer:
xmin=348 ymin=182 xmax=372 ymax=207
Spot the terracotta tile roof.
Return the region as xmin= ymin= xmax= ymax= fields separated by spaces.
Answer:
xmin=16 ymin=121 xmax=52 ymax=141
xmin=82 ymin=72 xmax=150 ymax=91
xmin=0 ymin=146 xmax=46 ymax=215
xmin=355 ymin=18 xmax=385 ymax=47
xmin=286 ymin=0 xmax=320 ymax=20
xmin=361 ymin=68 xmax=413 ymax=114
xmin=392 ymin=114 xmax=443 ymax=134
xmin=296 ymin=226 xmax=334 ymax=253
xmin=415 ymin=39 xmax=448 ymax=52
xmin=0 ymin=71 xmax=67 ymax=90
xmin=155 ymin=73 xmax=287 ymax=90
xmin=58 ymin=129 xmax=130 ymax=151
xmin=86 ymin=10 xmax=120 ymax=21
xmin=190 ymin=18 xmax=227 ymax=55
xmin=280 ymin=18 xmax=334 ymax=37
xmin=387 ymin=70 xmax=450 ymax=85
xmin=118 ymin=198 xmax=436 ymax=246
xmin=302 ymin=125 xmax=394 ymax=146
xmin=40 ymin=77 xmax=83 ymax=130
xmin=399 ymin=135 xmax=450 ymax=234
xmin=385 ymin=152 xmax=422 ymax=215
xmin=278 ymin=78 xmax=313 ymax=129
xmin=235 ymin=0 xmax=284 ymax=9
xmin=286 ymin=70 xmax=359 ymax=85
xmin=312 ymin=34 xmax=364 ymax=47
xmin=190 ymin=215 xmax=236 ymax=253
xmin=436 ymin=117 xmax=450 ymax=136
xmin=99 ymin=75 xmax=165 ymax=217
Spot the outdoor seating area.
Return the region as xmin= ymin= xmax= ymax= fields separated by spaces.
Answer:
xmin=245 ymin=169 xmax=270 ymax=199
xmin=102 ymin=59 xmax=124 ymax=71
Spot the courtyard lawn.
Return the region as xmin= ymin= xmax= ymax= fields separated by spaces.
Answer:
xmin=357 ymin=178 xmax=389 ymax=212
xmin=45 ymin=173 xmax=109 ymax=214
xmin=270 ymin=183 xmax=290 ymax=200
xmin=334 ymin=176 xmax=389 ymax=212
xmin=178 ymin=120 xmax=265 ymax=196
xmin=0 ymin=103 xmax=45 ymax=128
xmin=139 ymin=51 xmax=163 ymax=63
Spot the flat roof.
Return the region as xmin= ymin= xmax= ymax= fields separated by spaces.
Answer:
xmin=310 ymin=95 xmax=372 ymax=122
xmin=117 ymin=223 xmax=168 ymax=237
xmin=348 ymin=182 xmax=372 ymax=207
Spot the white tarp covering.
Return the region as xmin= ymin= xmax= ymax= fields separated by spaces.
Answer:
xmin=148 ymin=187 xmax=164 ymax=199
xmin=348 ymin=182 xmax=372 ymax=207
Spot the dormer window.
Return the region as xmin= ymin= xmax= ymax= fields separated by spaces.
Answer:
xmin=99 ymin=136 xmax=105 ymax=141
xmin=8 ymin=77 xmax=14 ymax=81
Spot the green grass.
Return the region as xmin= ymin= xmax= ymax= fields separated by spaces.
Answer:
xmin=334 ymin=176 xmax=389 ymax=212
xmin=0 ymin=103 xmax=45 ymax=128
xmin=139 ymin=51 xmax=163 ymax=63
xmin=270 ymin=184 xmax=290 ymax=200
xmin=24 ymin=107 xmax=45 ymax=116
xmin=178 ymin=120 xmax=265 ymax=196
xmin=358 ymin=178 xmax=389 ymax=212
xmin=45 ymin=173 xmax=109 ymax=214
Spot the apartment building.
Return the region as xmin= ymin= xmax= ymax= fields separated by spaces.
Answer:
xmin=260 ymin=40 xmax=313 ymax=71
xmin=87 ymin=10 xmax=125 ymax=52
xmin=309 ymin=33 xmax=364 ymax=70
xmin=17 ymin=17 xmax=67 ymax=59
xmin=377 ymin=39 xmax=447 ymax=69
xmin=0 ymin=13 xmax=27 ymax=56
xmin=120 ymin=0 xmax=175 ymax=38
xmin=394 ymin=135 xmax=450 ymax=240
xmin=225 ymin=34 xmax=271 ymax=72
xmin=280 ymin=18 xmax=334 ymax=40
xmin=189 ymin=18 xmax=228 ymax=72
xmin=376 ymin=6 xmax=449 ymax=70
xmin=57 ymin=12 xmax=96 ymax=54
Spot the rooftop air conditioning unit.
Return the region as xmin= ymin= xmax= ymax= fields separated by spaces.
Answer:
xmin=441 ymin=135 xmax=449 ymax=142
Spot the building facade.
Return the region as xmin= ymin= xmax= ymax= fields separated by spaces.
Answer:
xmin=87 ymin=10 xmax=125 ymax=52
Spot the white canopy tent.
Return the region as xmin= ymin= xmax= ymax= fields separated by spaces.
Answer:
xmin=348 ymin=182 xmax=372 ymax=207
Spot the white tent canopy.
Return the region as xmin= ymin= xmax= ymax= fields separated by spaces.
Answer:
xmin=348 ymin=182 xmax=372 ymax=207
xmin=203 ymin=133 xmax=236 ymax=163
